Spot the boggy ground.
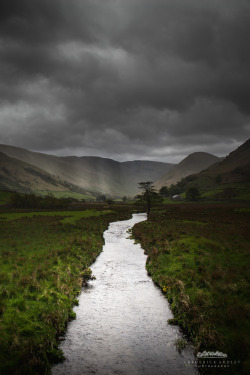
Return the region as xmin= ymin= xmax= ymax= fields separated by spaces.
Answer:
xmin=0 ymin=205 xmax=133 ymax=375
xmin=132 ymin=202 xmax=250 ymax=375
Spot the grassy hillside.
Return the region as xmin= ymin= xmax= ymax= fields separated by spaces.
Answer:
xmin=165 ymin=139 xmax=250 ymax=201
xmin=0 ymin=152 xmax=72 ymax=194
xmin=155 ymin=152 xmax=220 ymax=190
xmin=1 ymin=139 xmax=249 ymax=200
xmin=0 ymin=145 xmax=173 ymax=197
xmin=199 ymin=138 xmax=250 ymax=184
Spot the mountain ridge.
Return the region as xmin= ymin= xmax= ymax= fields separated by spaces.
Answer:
xmin=198 ymin=138 xmax=250 ymax=184
xmin=154 ymin=152 xmax=221 ymax=189
xmin=167 ymin=139 xmax=250 ymax=199
xmin=0 ymin=144 xmax=174 ymax=197
xmin=0 ymin=151 xmax=71 ymax=194
xmin=1 ymin=141 xmax=248 ymax=199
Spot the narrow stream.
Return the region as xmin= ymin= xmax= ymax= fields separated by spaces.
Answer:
xmin=52 ymin=213 xmax=197 ymax=375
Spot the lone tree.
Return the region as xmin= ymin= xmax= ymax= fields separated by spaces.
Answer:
xmin=136 ymin=181 xmax=163 ymax=215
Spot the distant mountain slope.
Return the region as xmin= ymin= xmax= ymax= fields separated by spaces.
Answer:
xmin=0 ymin=152 xmax=71 ymax=194
xmin=0 ymin=145 xmax=174 ymax=196
xmin=198 ymin=138 xmax=250 ymax=183
xmin=167 ymin=139 xmax=250 ymax=199
xmin=155 ymin=152 xmax=220 ymax=189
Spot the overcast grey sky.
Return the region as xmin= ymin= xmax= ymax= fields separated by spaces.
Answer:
xmin=0 ymin=0 xmax=250 ymax=163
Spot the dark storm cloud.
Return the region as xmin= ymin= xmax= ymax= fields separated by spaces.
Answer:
xmin=0 ymin=0 xmax=249 ymax=162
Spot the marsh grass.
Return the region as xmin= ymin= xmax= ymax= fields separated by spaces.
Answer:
xmin=0 ymin=205 xmax=133 ymax=374
xmin=0 ymin=209 xmax=113 ymax=224
xmin=132 ymin=203 xmax=250 ymax=374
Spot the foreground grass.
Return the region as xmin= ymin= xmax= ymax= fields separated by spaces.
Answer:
xmin=0 ymin=206 xmax=133 ymax=374
xmin=132 ymin=203 xmax=250 ymax=374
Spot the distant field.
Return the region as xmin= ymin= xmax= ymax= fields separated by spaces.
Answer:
xmin=200 ymin=188 xmax=224 ymax=198
xmin=160 ymin=182 xmax=250 ymax=203
xmin=0 ymin=209 xmax=113 ymax=225
xmin=199 ymin=182 xmax=250 ymax=201
xmin=0 ymin=190 xmax=96 ymax=206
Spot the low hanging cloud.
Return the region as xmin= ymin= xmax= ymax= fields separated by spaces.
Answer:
xmin=0 ymin=0 xmax=249 ymax=162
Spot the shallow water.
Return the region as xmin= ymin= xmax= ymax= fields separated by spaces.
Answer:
xmin=52 ymin=213 xmax=197 ymax=375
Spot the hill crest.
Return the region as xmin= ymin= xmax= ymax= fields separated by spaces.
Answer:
xmin=154 ymin=152 xmax=220 ymax=189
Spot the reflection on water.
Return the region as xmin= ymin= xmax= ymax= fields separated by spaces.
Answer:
xmin=52 ymin=214 xmax=197 ymax=375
